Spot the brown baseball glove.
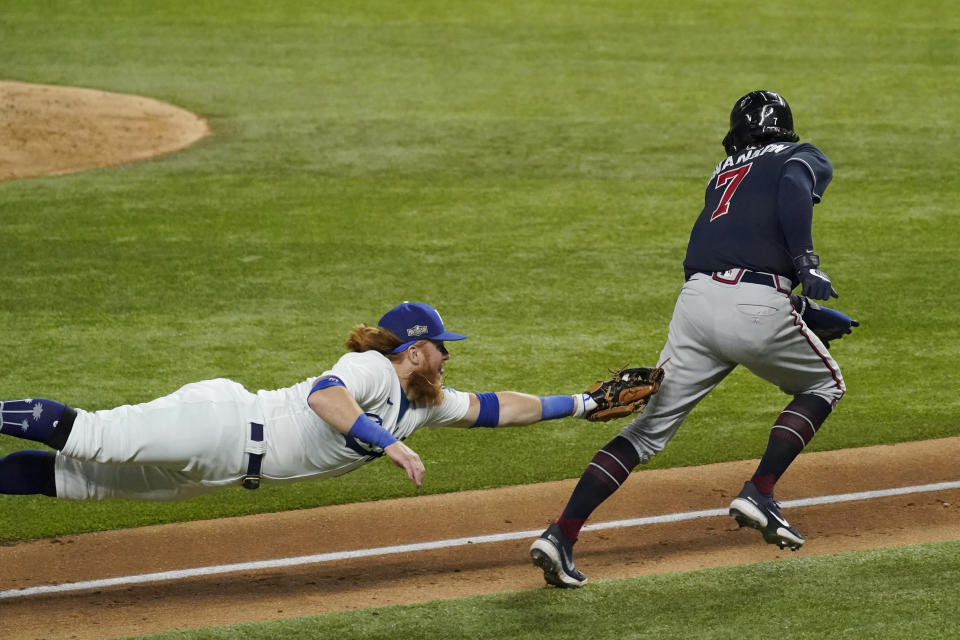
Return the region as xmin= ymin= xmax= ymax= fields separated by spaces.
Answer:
xmin=585 ymin=366 xmax=665 ymax=422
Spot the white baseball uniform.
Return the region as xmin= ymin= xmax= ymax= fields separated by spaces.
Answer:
xmin=55 ymin=350 xmax=471 ymax=500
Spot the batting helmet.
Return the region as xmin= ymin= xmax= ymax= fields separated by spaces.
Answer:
xmin=722 ymin=90 xmax=800 ymax=156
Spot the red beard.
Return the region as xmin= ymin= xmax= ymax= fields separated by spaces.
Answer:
xmin=405 ymin=369 xmax=444 ymax=406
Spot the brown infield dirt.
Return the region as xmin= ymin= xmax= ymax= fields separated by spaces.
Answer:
xmin=0 ymin=81 xmax=209 ymax=181
xmin=0 ymin=82 xmax=958 ymax=640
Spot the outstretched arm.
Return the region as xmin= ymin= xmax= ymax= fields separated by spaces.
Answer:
xmin=449 ymin=367 xmax=666 ymax=427
xmin=450 ymin=391 xmax=594 ymax=428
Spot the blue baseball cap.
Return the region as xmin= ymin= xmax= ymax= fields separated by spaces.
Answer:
xmin=378 ymin=302 xmax=468 ymax=353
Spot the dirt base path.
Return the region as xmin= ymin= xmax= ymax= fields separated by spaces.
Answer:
xmin=2 ymin=437 xmax=958 ymax=640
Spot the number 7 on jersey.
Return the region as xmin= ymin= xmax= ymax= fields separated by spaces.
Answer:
xmin=710 ymin=163 xmax=752 ymax=221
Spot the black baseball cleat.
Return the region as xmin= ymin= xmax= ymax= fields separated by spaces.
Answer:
xmin=729 ymin=481 xmax=805 ymax=551
xmin=529 ymin=523 xmax=587 ymax=588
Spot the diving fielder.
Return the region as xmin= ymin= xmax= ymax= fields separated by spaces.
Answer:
xmin=0 ymin=302 xmax=608 ymax=500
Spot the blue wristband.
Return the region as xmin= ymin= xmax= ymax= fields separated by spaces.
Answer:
xmin=539 ymin=395 xmax=575 ymax=420
xmin=472 ymin=392 xmax=500 ymax=428
xmin=348 ymin=414 xmax=398 ymax=449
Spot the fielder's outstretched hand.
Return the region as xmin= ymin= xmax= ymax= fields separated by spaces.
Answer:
xmin=385 ymin=441 xmax=425 ymax=488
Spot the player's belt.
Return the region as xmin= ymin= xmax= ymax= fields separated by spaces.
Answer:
xmin=703 ymin=269 xmax=793 ymax=294
xmin=241 ymin=422 xmax=265 ymax=490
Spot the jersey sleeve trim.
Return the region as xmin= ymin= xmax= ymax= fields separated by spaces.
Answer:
xmin=309 ymin=375 xmax=346 ymax=396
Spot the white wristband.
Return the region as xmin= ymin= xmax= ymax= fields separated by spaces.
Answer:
xmin=572 ymin=393 xmax=598 ymax=418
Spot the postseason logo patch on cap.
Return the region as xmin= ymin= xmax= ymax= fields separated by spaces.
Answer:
xmin=406 ymin=324 xmax=429 ymax=337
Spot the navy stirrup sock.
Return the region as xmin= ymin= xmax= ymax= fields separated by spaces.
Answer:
xmin=752 ymin=394 xmax=832 ymax=495
xmin=557 ymin=436 xmax=640 ymax=541
xmin=0 ymin=450 xmax=57 ymax=496
xmin=0 ymin=399 xmax=76 ymax=449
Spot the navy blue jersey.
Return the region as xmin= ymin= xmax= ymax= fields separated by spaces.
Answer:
xmin=683 ymin=142 xmax=832 ymax=279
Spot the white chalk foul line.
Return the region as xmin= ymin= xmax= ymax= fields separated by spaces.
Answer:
xmin=2 ymin=480 xmax=957 ymax=600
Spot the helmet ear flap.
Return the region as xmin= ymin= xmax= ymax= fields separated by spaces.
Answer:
xmin=722 ymin=130 xmax=736 ymax=155
xmin=722 ymin=126 xmax=740 ymax=156
xmin=722 ymin=118 xmax=756 ymax=155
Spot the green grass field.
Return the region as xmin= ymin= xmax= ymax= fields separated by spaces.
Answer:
xmin=2 ymin=0 xmax=958 ymax=637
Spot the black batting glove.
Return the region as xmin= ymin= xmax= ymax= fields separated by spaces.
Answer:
xmin=793 ymin=252 xmax=838 ymax=300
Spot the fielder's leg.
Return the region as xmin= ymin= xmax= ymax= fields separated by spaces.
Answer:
xmin=0 ymin=450 xmax=57 ymax=496
xmin=0 ymin=399 xmax=77 ymax=450
xmin=0 ymin=451 xmax=215 ymax=501
xmin=54 ymin=454 xmax=213 ymax=501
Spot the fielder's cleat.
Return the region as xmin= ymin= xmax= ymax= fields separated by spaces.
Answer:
xmin=729 ymin=481 xmax=805 ymax=551
xmin=529 ymin=523 xmax=587 ymax=588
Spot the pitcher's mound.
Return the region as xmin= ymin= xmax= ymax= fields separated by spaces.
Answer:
xmin=0 ymin=81 xmax=209 ymax=181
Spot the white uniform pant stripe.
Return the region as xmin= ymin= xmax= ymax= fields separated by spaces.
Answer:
xmin=781 ymin=409 xmax=816 ymax=433
xmin=588 ymin=462 xmax=621 ymax=487
xmin=772 ymin=424 xmax=807 ymax=447
xmin=597 ymin=449 xmax=631 ymax=476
